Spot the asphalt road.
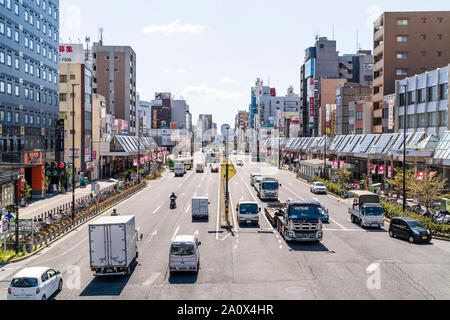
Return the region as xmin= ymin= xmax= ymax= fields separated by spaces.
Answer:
xmin=0 ymin=153 xmax=449 ymax=300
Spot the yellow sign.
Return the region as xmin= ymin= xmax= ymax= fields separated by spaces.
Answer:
xmin=41 ymin=128 xmax=45 ymax=136
xmin=20 ymin=126 xmax=25 ymax=135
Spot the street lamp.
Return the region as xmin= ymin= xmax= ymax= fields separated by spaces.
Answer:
xmin=400 ymin=84 xmax=408 ymax=213
xmin=71 ymin=83 xmax=80 ymax=225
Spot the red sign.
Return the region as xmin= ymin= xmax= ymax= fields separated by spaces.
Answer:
xmin=378 ymin=166 xmax=385 ymax=175
xmin=340 ymin=160 xmax=345 ymax=167
xmin=133 ymin=158 xmax=137 ymax=166
xmin=417 ymin=171 xmax=425 ymax=181
xmin=93 ymin=151 xmax=97 ymax=160
xmin=59 ymin=45 xmax=73 ymax=53
xmin=388 ymin=166 xmax=392 ymax=178
xmin=309 ymin=98 xmax=314 ymax=117
xmin=140 ymin=157 xmax=145 ymax=164
xmin=270 ymin=88 xmax=276 ymax=97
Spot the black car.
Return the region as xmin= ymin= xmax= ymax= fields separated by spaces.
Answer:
xmin=389 ymin=217 xmax=432 ymax=243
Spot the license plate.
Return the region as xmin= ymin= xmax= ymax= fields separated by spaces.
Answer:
xmin=106 ymin=268 xmax=114 ymax=273
xmin=422 ymin=236 xmax=427 ymax=240
xmin=179 ymin=268 xmax=186 ymax=271
xmin=247 ymin=221 xmax=252 ymax=224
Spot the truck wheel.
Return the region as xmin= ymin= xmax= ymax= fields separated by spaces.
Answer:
xmin=359 ymin=218 xmax=364 ymax=228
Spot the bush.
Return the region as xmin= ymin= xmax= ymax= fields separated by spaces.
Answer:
xmin=312 ymin=176 xmax=344 ymax=198
xmin=381 ymin=200 xmax=450 ymax=238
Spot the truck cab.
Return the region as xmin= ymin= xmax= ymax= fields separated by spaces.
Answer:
xmin=348 ymin=190 xmax=384 ymax=228
xmin=265 ymin=201 xmax=323 ymax=242
xmin=250 ymin=173 xmax=262 ymax=187
xmin=257 ymin=177 xmax=281 ymax=201
xmin=236 ymin=201 xmax=260 ymax=226
xmin=174 ymin=163 xmax=186 ymax=177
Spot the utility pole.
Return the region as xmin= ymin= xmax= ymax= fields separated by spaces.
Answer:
xmin=400 ymin=84 xmax=408 ymax=213
xmin=137 ymin=110 xmax=141 ymax=184
xmin=71 ymin=83 xmax=80 ymax=225
xmin=323 ymin=133 xmax=327 ymax=180
xmin=14 ymin=173 xmax=19 ymax=254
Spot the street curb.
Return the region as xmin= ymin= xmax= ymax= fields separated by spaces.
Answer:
xmin=1 ymin=183 xmax=150 ymax=266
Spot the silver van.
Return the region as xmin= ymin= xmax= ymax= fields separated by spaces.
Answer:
xmin=169 ymin=235 xmax=200 ymax=274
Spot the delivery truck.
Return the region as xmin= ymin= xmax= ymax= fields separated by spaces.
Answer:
xmin=348 ymin=190 xmax=384 ymax=228
xmin=89 ymin=215 xmax=141 ymax=277
xmin=192 ymin=197 xmax=209 ymax=220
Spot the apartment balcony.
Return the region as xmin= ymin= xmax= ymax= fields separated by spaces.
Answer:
xmin=374 ymin=27 xmax=384 ymax=42
xmin=373 ymin=43 xmax=384 ymax=57
xmin=372 ymin=125 xmax=383 ymax=134
xmin=1 ymin=152 xmax=22 ymax=163
xmin=373 ymin=75 xmax=383 ymax=88
xmin=373 ymin=92 xmax=384 ymax=103
xmin=373 ymin=108 xmax=383 ymax=119
xmin=373 ymin=59 xmax=383 ymax=72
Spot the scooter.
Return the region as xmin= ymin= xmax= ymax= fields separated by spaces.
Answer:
xmin=170 ymin=199 xmax=177 ymax=209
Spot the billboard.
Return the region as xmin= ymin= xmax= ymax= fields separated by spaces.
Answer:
xmin=115 ymin=119 xmax=129 ymax=136
xmin=305 ymin=58 xmax=315 ymax=78
xmin=59 ymin=44 xmax=84 ymax=63
xmin=161 ymin=129 xmax=174 ymax=146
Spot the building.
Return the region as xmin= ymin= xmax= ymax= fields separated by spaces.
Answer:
xmin=0 ymin=0 xmax=60 ymax=204
xmin=138 ymin=99 xmax=151 ymax=137
xmin=319 ymin=79 xmax=347 ymax=136
xmin=59 ymin=45 xmax=94 ymax=183
xmin=348 ymin=100 xmax=373 ymax=135
xmin=171 ymin=98 xmax=191 ymax=130
xmin=151 ymin=92 xmax=172 ymax=129
xmin=235 ymin=111 xmax=249 ymax=151
xmin=91 ymin=94 xmax=106 ymax=180
xmin=335 ymin=83 xmax=372 ymax=135
xmin=395 ymin=64 xmax=449 ymax=137
xmin=92 ymin=43 xmax=137 ymax=135
xmin=373 ymin=11 xmax=450 ymax=133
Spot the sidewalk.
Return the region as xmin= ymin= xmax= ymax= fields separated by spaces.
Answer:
xmin=20 ymin=179 xmax=119 ymax=220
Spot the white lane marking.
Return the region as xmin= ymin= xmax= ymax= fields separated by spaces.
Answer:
xmin=148 ymin=229 xmax=159 ymax=242
xmin=185 ymin=205 xmax=191 ymax=214
xmin=216 ymin=170 xmax=221 ymax=240
xmin=323 ymin=228 xmax=364 ymax=232
xmin=137 ymin=227 xmax=141 ymax=231
xmin=153 ymin=205 xmax=162 ymax=214
xmin=281 ymin=186 xmax=305 ymax=200
xmin=219 ymin=232 xmax=233 ymax=241
xmin=329 ymin=218 xmax=347 ymax=230
xmin=143 ymin=273 xmax=161 ymax=286
xmin=171 ymin=226 xmax=180 ymax=241
xmin=229 ymin=191 xmax=238 ymax=231
xmin=240 ymin=196 xmax=244 ymax=200
xmin=194 ymin=230 xmax=199 ymax=236
xmin=279 ymin=245 xmax=283 ymax=250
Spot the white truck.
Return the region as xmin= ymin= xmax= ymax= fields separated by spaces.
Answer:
xmin=257 ymin=177 xmax=281 ymax=201
xmin=174 ymin=163 xmax=185 ymax=177
xmin=89 ymin=215 xmax=141 ymax=277
xmin=348 ymin=190 xmax=385 ymax=228
xmin=192 ymin=197 xmax=209 ymax=220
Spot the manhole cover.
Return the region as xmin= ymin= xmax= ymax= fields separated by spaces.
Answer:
xmin=285 ymin=287 xmax=306 ymax=294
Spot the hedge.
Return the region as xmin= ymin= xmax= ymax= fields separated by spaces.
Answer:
xmin=381 ymin=200 xmax=450 ymax=238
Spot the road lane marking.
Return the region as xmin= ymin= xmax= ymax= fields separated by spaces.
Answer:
xmin=153 ymin=205 xmax=162 ymax=214
xmin=185 ymin=205 xmax=191 ymax=214
xmin=148 ymin=229 xmax=159 ymax=242
xmin=281 ymin=186 xmax=305 ymax=200
xmin=143 ymin=273 xmax=161 ymax=286
xmin=329 ymin=218 xmax=347 ymax=230
xmin=279 ymin=245 xmax=283 ymax=250
xmin=171 ymin=226 xmax=180 ymax=241
xmin=216 ymin=171 xmax=221 ymax=240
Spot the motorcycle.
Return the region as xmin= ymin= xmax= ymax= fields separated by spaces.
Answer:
xmin=170 ymin=199 xmax=177 ymax=209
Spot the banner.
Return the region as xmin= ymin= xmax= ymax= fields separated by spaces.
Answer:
xmin=378 ymin=166 xmax=385 ymax=175
xmin=133 ymin=158 xmax=137 ymax=166
xmin=388 ymin=166 xmax=392 ymax=178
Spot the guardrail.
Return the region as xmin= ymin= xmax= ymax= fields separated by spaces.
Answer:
xmin=30 ymin=181 xmax=147 ymax=251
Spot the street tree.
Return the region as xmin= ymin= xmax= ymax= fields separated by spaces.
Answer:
xmin=337 ymin=168 xmax=352 ymax=184
xmin=411 ymin=170 xmax=450 ymax=211
xmin=385 ymin=168 xmax=416 ymax=198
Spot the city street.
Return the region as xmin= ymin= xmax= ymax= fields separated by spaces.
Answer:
xmin=0 ymin=154 xmax=449 ymax=300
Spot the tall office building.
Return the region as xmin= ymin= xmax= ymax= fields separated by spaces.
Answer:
xmin=0 ymin=0 xmax=60 ymax=201
xmin=372 ymin=11 xmax=450 ymax=133
xmin=92 ymin=43 xmax=137 ymax=135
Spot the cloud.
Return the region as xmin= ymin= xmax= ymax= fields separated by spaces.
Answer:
xmin=142 ymin=20 xmax=207 ymax=35
xmin=181 ymin=85 xmax=242 ymax=101
xmin=220 ymin=77 xmax=237 ymax=84
xmin=163 ymin=69 xmax=187 ymax=74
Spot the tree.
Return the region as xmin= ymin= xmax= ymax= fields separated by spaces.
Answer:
xmin=337 ymin=168 xmax=352 ymax=184
xmin=23 ymin=183 xmax=32 ymax=204
xmin=411 ymin=170 xmax=450 ymax=211
xmin=385 ymin=168 xmax=416 ymax=198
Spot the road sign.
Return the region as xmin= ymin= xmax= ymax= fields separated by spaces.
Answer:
xmin=2 ymin=219 xmax=8 ymax=235
xmin=10 ymin=219 xmax=33 ymax=233
xmin=131 ymin=173 xmax=136 ymax=180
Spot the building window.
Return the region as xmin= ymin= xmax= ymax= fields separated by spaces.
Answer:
xmin=396 ymin=36 xmax=408 ymax=42
xmin=0 ymin=81 xmax=4 ymax=93
xmin=440 ymin=83 xmax=448 ymax=100
xmin=437 ymin=51 xmax=442 ymax=57
xmin=396 ymin=69 xmax=408 ymax=76
xmin=428 ymin=86 xmax=437 ymax=102
xmin=418 ymin=114 xmax=425 ymax=127
xmin=15 ymin=85 xmax=19 ymax=96
xmin=396 ymin=52 xmax=408 ymax=59
xmin=439 ymin=111 xmax=447 ymax=127
xmin=7 ymin=111 xmax=11 ymax=123
xmin=397 ymin=19 xmax=408 ymax=25
xmin=15 ymin=112 xmax=19 ymax=123
xmin=30 ymin=115 xmax=34 ymax=125
xmin=421 ymin=18 xmax=427 ymax=24
xmin=407 ymin=91 xmax=415 ymax=104
xmin=438 ymin=34 xmax=443 ymax=40
xmin=438 ymin=17 xmax=443 ymax=23
xmin=428 ymin=112 xmax=437 ymax=127
xmin=399 ymin=93 xmax=406 ymax=106
xmin=418 ymin=88 xmax=426 ymax=103
xmin=421 ymin=34 xmax=426 ymax=40
xmin=421 ymin=51 xmax=426 ymax=57
xmin=0 ymin=111 xmax=4 ymax=122
xmin=70 ymin=74 xmax=75 ymax=80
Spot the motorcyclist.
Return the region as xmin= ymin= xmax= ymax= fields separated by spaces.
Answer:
xmin=170 ymin=192 xmax=177 ymax=208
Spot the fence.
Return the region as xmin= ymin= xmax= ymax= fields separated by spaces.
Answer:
xmin=29 ymin=180 xmax=147 ymax=252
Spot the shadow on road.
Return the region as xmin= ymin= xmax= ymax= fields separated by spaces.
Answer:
xmin=168 ymin=271 xmax=198 ymax=284
xmin=287 ymin=241 xmax=330 ymax=252
xmin=79 ymin=262 xmax=137 ymax=297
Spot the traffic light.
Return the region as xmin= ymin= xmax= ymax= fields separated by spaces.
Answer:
xmin=51 ymin=162 xmax=58 ymax=177
xmin=45 ymin=162 xmax=52 ymax=177
xmin=58 ymin=162 xmax=66 ymax=176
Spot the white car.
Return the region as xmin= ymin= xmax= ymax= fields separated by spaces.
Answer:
xmin=311 ymin=182 xmax=328 ymax=194
xmin=169 ymin=235 xmax=201 ymax=275
xmin=7 ymin=267 xmax=63 ymax=300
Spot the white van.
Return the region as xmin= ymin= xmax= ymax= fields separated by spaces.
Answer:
xmin=169 ymin=235 xmax=200 ymax=274
xmin=174 ymin=163 xmax=185 ymax=177
xmin=192 ymin=197 xmax=209 ymax=220
xmin=250 ymin=173 xmax=262 ymax=187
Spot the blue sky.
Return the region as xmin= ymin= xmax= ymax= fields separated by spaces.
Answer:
xmin=60 ymin=0 xmax=449 ymax=129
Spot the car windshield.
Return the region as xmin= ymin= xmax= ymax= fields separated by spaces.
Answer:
xmin=11 ymin=277 xmax=38 ymax=288
xmin=171 ymin=244 xmax=195 ymax=256
xmin=407 ymin=221 xmax=425 ymax=229
xmin=315 ymin=183 xmax=325 ymax=187
xmin=364 ymin=207 xmax=384 ymax=216
xmin=240 ymin=203 xmax=258 ymax=214
xmin=288 ymin=206 xmax=320 ymax=220
xmin=262 ymin=182 xmax=278 ymax=190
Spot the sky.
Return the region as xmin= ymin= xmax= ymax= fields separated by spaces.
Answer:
xmin=60 ymin=0 xmax=450 ymax=129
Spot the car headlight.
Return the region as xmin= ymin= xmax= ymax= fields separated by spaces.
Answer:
xmin=413 ymin=230 xmax=420 ymax=235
